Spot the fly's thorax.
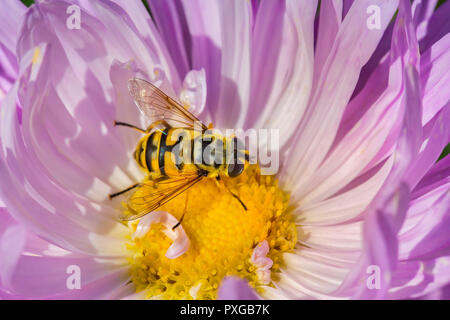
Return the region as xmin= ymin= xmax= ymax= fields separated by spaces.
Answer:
xmin=193 ymin=134 xmax=249 ymax=178
xmin=163 ymin=128 xmax=196 ymax=176
xmin=194 ymin=133 xmax=224 ymax=170
xmin=139 ymin=128 xmax=250 ymax=178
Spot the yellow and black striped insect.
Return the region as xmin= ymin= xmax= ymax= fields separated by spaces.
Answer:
xmin=110 ymin=78 xmax=249 ymax=225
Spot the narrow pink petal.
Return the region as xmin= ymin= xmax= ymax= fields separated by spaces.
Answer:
xmin=420 ymin=34 xmax=450 ymax=124
xmin=300 ymin=222 xmax=363 ymax=253
xmin=0 ymin=208 xmax=128 ymax=298
xmin=412 ymin=0 xmax=438 ymax=27
xmin=280 ymin=251 xmax=356 ymax=297
xmin=413 ymin=152 xmax=450 ymax=198
xmin=179 ymin=69 xmax=207 ymax=116
xmin=182 ymin=0 xmax=252 ymax=128
xmin=313 ymin=0 xmax=342 ymax=91
xmin=404 ymin=105 xmax=450 ymax=188
xmin=416 ymin=284 xmax=450 ymax=300
xmin=398 ymin=156 xmax=450 ymax=261
xmin=337 ymin=1 xmax=425 ymax=299
xmin=218 ymin=277 xmax=259 ymax=300
xmin=246 ymin=0 xmax=316 ymax=150
xmin=398 ymin=185 xmax=449 ymax=260
xmin=0 ymin=1 xmax=25 ymax=94
xmin=388 ymin=256 xmax=450 ymax=299
xmin=282 ymin=0 xmax=399 ymax=192
xmin=0 ymin=0 xmax=26 ymax=54
xmin=339 ymin=183 xmax=410 ymax=299
xmin=417 ymin=0 xmax=450 ymax=51
xmin=0 ymin=224 xmax=26 ymax=289
xmin=298 ymin=157 xmax=393 ymax=225
xmin=146 ymin=0 xmax=191 ymax=78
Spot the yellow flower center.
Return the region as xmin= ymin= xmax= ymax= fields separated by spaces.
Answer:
xmin=125 ymin=165 xmax=297 ymax=299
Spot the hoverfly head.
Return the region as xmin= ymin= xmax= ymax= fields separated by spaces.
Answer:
xmin=134 ymin=137 xmax=147 ymax=169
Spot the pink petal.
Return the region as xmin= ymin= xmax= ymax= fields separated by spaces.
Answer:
xmin=182 ymin=0 xmax=252 ymax=128
xmin=179 ymin=69 xmax=207 ymax=116
xmin=313 ymin=0 xmax=342 ymax=91
xmin=399 ymin=157 xmax=450 ymax=260
xmin=146 ymin=0 xmax=191 ymax=78
xmin=218 ymin=277 xmax=260 ymax=300
xmin=388 ymin=256 xmax=450 ymax=299
xmin=421 ymin=34 xmax=450 ymax=124
xmin=133 ymin=211 xmax=190 ymax=259
xmin=246 ymin=0 xmax=316 ymax=150
xmin=417 ymin=0 xmax=450 ymax=51
xmin=0 ymin=209 xmax=129 ymax=299
xmin=0 ymin=0 xmax=26 ymax=54
xmin=282 ymin=0 xmax=399 ymax=194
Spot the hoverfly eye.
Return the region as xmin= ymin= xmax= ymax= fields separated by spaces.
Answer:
xmin=228 ymin=163 xmax=244 ymax=177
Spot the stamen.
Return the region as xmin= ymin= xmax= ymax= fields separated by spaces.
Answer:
xmin=125 ymin=165 xmax=297 ymax=299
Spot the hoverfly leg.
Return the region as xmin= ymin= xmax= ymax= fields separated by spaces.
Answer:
xmin=216 ymin=176 xmax=247 ymax=211
xmin=172 ymin=190 xmax=190 ymax=230
xmin=172 ymin=217 xmax=183 ymax=230
xmin=109 ymin=183 xmax=139 ymax=199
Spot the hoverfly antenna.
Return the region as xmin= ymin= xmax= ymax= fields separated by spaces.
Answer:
xmin=113 ymin=121 xmax=146 ymax=133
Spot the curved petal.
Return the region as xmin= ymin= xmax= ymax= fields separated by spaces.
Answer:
xmin=146 ymin=0 xmax=191 ymax=78
xmin=403 ymin=105 xmax=450 ymax=189
xmin=297 ymin=157 xmax=393 ymax=226
xmin=420 ymin=34 xmax=450 ymax=124
xmin=0 ymin=19 xmax=130 ymax=256
xmin=182 ymin=0 xmax=251 ymax=128
xmin=416 ymin=283 xmax=450 ymax=300
xmin=179 ymin=68 xmax=207 ymax=116
xmin=0 ymin=0 xmax=26 ymax=54
xmin=313 ymin=0 xmax=342 ymax=91
xmin=388 ymin=256 xmax=450 ymax=299
xmin=0 ymin=210 xmax=26 ymax=290
xmin=412 ymin=0 xmax=438 ymax=28
xmin=0 ymin=209 xmax=129 ymax=299
xmin=417 ymin=0 xmax=450 ymax=52
xmin=399 ymin=184 xmax=449 ymax=261
xmin=218 ymin=277 xmax=260 ymax=300
xmin=0 ymin=0 xmax=25 ymax=95
xmin=245 ymin=0 xmax=316 ymax=150
xmin=281 ymin=0 xmax=399 ymax=193
xmin=399 ymin=156 xmax=450 ymax=261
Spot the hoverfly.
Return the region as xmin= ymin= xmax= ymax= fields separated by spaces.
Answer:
xmin=110 ymin=78 xmax=249 ymax=226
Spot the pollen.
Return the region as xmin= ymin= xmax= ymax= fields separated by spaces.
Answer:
xmin=125 ymin=165 xmax=297 ymax=299
xmin=32 ymin=47 xmax=40 ymax=65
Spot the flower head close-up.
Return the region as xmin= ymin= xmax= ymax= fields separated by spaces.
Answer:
xmin=0 ymin=0 xmax=449 ymax=302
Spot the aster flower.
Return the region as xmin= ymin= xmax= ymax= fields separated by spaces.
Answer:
xmin=0 ymin=0 xmax=449 ymax=300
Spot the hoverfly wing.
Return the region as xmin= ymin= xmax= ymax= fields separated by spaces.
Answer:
xmin=128 ymin=78 xmax=208 ymax=130
xmin=120 ymin=174 xmax=204 ymax=221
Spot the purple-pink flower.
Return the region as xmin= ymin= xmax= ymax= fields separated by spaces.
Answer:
xmin=0 ymin=0 xmax=449 ymax=300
